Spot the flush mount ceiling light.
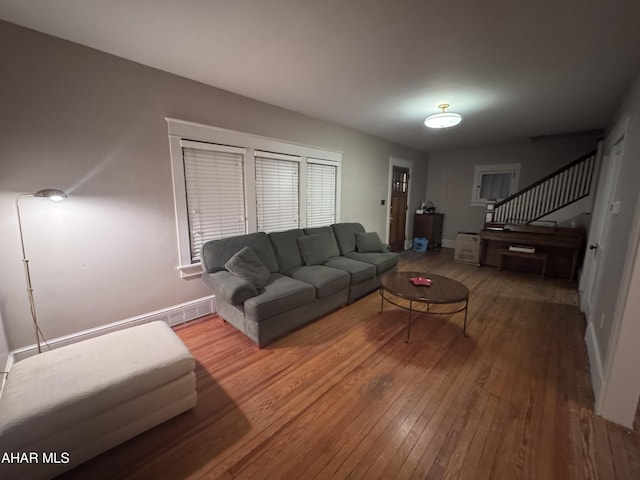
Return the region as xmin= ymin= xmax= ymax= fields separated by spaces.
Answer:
xmin=424 ymin=104 xmax=462 ymax=129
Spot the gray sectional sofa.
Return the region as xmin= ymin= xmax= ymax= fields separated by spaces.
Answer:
xmin=201 ymin=222 xmax=399 ymax=347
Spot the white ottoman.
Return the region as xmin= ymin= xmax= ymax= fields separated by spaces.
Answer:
xmin=0 ymin=321 xmax=197 ymax=480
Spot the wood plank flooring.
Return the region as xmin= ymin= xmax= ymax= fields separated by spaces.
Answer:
xmin=61 ymin=249 xmax=640 ymax=479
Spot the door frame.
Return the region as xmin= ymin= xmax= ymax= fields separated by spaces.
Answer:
xmin=597 ymin=197 xmax=640 ymax=426
xmin=579 ymin=114 xmax=634 ymax=419
xmin=386 ymin=157 xmax=413 ymax=248
xmin=580 ymin=134 xmax=625 ymax=316
xmin=578 ymin=139 xmax=604 ymax=313
xmin=580 ymin=122 xmax=626 ymax=399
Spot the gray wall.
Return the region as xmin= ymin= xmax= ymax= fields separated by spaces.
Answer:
xmin=0 ymin=312 xmax=8 ymax=369
xmin=0 ymin=21 xmax=427 ymax=350
xmin=426 ymin=133 xmax=602 ymax=243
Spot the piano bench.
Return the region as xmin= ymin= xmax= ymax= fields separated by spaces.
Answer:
xmin=498 ymin=249 xmax=549 ymax=277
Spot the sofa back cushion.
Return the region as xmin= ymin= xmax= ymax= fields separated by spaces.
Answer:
xmin=201 ymin=232 xmax=279 ymax=274
xmin=297 ymin=234 xmax=329 ymax=265
xmin=355 ymin=231 xmax=385 ymax=253
xmin=332 ymin=222 xmax=366 ymax=255
xmin=304 ymin=226 xmax=340 ymax=258
xmin=268 ymin=229 xmax=305 ymax=273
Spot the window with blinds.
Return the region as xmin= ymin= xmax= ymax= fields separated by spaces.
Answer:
xmin=307 ymin=161 xmax=337 ymax=227
xmin=471 ymin=163 xmax=520 ymax=206
xmin=168 ymin=118 xmax=342 ymax=275
xmin=183 ymin=143 xmax=246 ymax=261
xmin=255 ymin=152 xmax=300 ymax=232
xmin=479 ymin=171 xmax=512 ymax=200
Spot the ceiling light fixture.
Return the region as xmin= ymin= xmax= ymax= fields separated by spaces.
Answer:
xmin=424 ymin=104 xmax=462 ymax=129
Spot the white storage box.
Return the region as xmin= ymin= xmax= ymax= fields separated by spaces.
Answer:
xmin=454 ymin=233 xmax=481 ymax=265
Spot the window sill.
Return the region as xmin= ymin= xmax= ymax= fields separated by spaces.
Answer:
xmin=178 ymin=263 xmax=203 ymax=279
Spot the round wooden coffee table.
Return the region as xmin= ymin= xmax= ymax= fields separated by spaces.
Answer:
xmin=379 ymin=271 xmax=469 ymax=341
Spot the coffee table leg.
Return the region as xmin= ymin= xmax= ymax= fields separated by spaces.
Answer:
xmin=463 ymin=299 xmax=468 ymax=337
xmin=406 ymin=300 xmax=413 ymax=343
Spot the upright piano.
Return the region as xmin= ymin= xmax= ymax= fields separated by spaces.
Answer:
xmin=480 ymin=223 xmax=585 ymax=280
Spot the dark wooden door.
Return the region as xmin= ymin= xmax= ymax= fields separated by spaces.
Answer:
xmin=389 ymin=166 xmax=409 ymax=252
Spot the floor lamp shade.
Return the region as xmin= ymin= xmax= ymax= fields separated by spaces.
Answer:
xmin=34 ymin=188 xmax=68 ymax=202
xmin=15 ymin=188 xmax=69 ymax=353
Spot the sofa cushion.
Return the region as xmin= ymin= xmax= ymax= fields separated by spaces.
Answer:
xmin=244 ymin=273 xmax=315 ymax=322
xmin=268 ymin=229 xmax=305 ymax=273
xmin=304 ymin=226 xmax=341 ymax=258
xmin=225 ymin=246 xmax=270 ymax=287
xmin=346 ymin=251 xmax=400 ymax=275
xmin=203 ymin=270 xmax=259 ymax=306
xmin=323 ymin=256 xmax=376 ymax=284
xmin=355 ymin=231 xmax=385 ymax=253
xmin=297 ymin=234 xmax=329 ymax=266
xmin=288 ymin=265 xmax=350 ymax=299
xmin=332 ymin=222 xmax=366 ymax=255
xmin=201 ymin=232 xmax=279 ymax=274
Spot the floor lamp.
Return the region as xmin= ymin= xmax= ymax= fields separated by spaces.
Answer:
xmin=15 ymin=188 xmax=68 ymax=353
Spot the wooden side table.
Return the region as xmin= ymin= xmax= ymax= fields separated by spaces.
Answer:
xmin=413 ymin=213 xmax=444 ymax=250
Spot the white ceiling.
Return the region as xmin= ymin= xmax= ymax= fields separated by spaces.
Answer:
xmin=1 ymin=0 xmax=639 ymax=153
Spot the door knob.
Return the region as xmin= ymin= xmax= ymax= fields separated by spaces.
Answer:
xmin=589 ymin=244 xmax=598 ymax=251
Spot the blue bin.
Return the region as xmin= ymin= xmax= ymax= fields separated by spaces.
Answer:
xmin=413 ymin=237 xmax=429 ymax=252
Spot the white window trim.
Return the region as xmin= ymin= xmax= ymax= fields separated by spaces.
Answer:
xmin=167 ymin=118 xmax=342 ymax=277
xmin=470 ymin=163 xmax=521 ymax=207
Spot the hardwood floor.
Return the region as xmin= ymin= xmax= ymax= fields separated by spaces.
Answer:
xmin=62 ymin=249 xmax=640 ymax=479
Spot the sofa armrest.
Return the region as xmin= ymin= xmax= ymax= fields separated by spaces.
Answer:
xmin=202 ymin=270 xmax=258 ymax=306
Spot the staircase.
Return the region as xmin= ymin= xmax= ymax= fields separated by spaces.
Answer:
xmin=490 ymin=149 xmax=598 ymax=225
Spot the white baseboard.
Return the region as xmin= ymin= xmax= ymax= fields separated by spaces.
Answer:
xmin=578 ymin=287 xmax=592 ymax=316
xmin=585 ymin=320 xmax=604 ymax=407
xmin=407 ymin=238 xmax=455 ymax=249
xmin=1 ymin=354 xmax=13 ymax=398
xmin=8 ymin=295 xmax=216 ymax=365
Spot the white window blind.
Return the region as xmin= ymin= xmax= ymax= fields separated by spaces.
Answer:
xmin=471 ymin=163 xmax=520 ymax=206
xmin=255 ymin=152 xmax=299 ymax=232
xmin=480 ymin=172 xmax=513 ymax=200
xmin=307 ymin=161 xmax=337 ymax=227
xmin=183 ymin=143 xmax=246 ymax=261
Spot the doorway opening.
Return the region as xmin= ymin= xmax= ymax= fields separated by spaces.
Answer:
xmin=389 ymin=165 xmax=410 ymax=252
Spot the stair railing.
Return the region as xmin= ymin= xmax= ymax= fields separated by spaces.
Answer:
xmin=492 ymin=149 xmax=597 ymax=224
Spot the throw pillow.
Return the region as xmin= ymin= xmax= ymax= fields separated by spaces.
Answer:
xmin=355 ymin=231 xmax=385 ymax=253
xmin=225 ymin=246 xmax=270 ymax=287
xmin=297 ymin=234 xmax=329 ymax=266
